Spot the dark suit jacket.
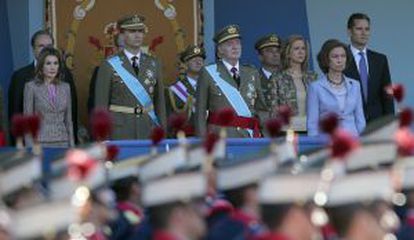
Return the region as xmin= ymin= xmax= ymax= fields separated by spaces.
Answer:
xmin=8 ymin=62 xmax=78 ymax=144
xmin=343 ymin=47 xmax=394 ymax=123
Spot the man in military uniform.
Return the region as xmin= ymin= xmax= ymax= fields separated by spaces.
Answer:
xmin=95 ymin=14 xmax=167 ymax=140
xmin=167 ymin=44 xmax=206 ymax=127
xmin=255 ymin=34 xmax=282 ymax=126
xmin=195 ymin=25 xmax=265 ymax=138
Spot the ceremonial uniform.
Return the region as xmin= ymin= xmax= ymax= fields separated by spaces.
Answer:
xmin=94 ymin=15 xmax=166 ymax=140
xmin=254 ymin=34 xmax=282 ymax=129
xmin=167 ymin=45 xmax=205 ymax=129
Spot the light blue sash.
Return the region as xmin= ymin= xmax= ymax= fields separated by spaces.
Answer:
xmin=108 ymin=56 xmax=159 ymax=126
xmin=205 ymin=64 xmax=253 ymax=137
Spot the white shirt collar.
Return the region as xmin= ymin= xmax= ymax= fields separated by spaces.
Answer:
xmin=261 ymin=67 xmax=272 ymax=79
xmin=124 ymin=49 xmax=141 ymax=65
xmin=187 ymin=76 xmax=197 ymax=88
xmin=350 ymin=44 xmax=369 ymax=72
xmin=222 ymin=59 xmax=240 ymax=75
xmin=350 ymin=44 xmax=367 ymax=56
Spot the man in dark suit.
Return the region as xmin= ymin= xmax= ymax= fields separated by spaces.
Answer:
xmin=8 ymin=30 xmax=78 ymax=144
xmin=343 ymin=13 xmax=394 ymax=124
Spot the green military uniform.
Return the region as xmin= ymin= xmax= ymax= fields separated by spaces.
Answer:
xmin=166 ymin=45 xmax=206 ymax=125
xmin=195 ymin=25 xmax=266 ymax=138
xmin=254 ymin=34 xmax=282 ymax=129
xmin=94 ymin=15 xmax=166 ymax=140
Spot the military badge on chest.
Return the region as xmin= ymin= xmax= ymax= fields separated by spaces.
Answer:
xmin=144 ymin=69 xmax=156 ymax=95
xmin=246 ymin=81 xmax=257 ymax=106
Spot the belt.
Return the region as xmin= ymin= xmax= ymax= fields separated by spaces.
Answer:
xmin=208 ymin=112 xmax=261 ymax=138
xmin=109 ymin=104 xmax=154 ymax=115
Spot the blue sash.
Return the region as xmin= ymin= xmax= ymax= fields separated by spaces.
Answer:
xmin=108 ymin=56 xmax=160 ymax=126
xmin=205 ymin=64 xmax=253 ymax=137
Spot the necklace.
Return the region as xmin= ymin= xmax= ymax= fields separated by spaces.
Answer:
xmin=327 ymin=76 xmax=344 ymax=86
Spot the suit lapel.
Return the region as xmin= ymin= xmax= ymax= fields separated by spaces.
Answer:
xmin=217 ymin=61 xmax=238 ymax=89
xmin=119 ymin=52 xmax=137 ymax=77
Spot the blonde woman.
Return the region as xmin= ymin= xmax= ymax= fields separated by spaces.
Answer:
xmin=271 ymin=35 xmax=317 ymax=132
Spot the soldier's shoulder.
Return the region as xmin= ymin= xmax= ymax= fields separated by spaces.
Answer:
xmin=241 ymin=63 xmax=259 ymax=73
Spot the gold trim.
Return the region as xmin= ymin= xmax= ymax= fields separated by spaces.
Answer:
xmin=217 ymin=34 xmax=240 ymax=44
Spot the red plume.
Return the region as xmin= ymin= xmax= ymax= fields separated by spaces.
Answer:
xmin=331 ymin=129 xmax=359 ymax=159
xmin=320 ymin=113 xmax=339 ymax=135
xmin=277 ymin=105 xmax=292 ymax=125
xmin=149 ymin=36 xmax=164 ymax=52
xmin=106 ymin=144 xmax=120 ymax=162
xmin=399 ymin=108 xmax=413 ymax=128
xmin=395 ymin=128 xmax=414 ymax=157
xmin=88 ymin=36 xmax=103 ymax=50
xmin=150 ymin=127 xmax=165 ymax=146
xmin=386 ymin=84 xmax=404 ymax=103
xmin=66 ymin=149 xmax=97 ymax=181
xmin=90 ymin=108 xmax=113 ymax=141
xmin=216 ymin=108 xmax=235 ymax=126
xmin=26 ymin=114 xmax=41 ymax=138
xmin=168 ymin=113 xmax=187 ymax=133
xmin=265 ymin=118 xmax=282 ymax=138
xmin=204 ymin=132 xmax=220 ymax=154
xmin=11 ymin=114 xmax=27 ymax=138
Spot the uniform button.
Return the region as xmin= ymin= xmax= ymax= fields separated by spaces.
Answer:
xmin=237 ymin=127 xmax=241 ymax=131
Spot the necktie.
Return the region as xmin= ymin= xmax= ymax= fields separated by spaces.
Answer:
xmin=131 ymin=56 xmax=139 ymax=75
xmin=358 ymin=51 xmax=368 ymax=102
xmin=230 ymin=67 xmax=240 ymax=87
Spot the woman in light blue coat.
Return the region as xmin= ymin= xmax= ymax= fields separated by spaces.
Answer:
xmin=307 ymin=39 xmax=365 ymax=136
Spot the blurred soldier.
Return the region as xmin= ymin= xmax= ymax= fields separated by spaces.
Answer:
xmin=143 ymin=172 xmax=207 ymax=240
xmin=95 ymin=14 xmax=167 ymax=140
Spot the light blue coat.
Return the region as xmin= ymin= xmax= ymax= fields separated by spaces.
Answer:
xmin=307 ymin=75 xmax=366 ymax=136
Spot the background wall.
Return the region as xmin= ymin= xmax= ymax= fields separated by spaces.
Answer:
xmin=3 ymin=0 xmax=414 ymax=120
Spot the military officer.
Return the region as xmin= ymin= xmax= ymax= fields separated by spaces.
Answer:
xmin=167 ymin=45 xmax=206 ymax=125
xmin=94 ymin=14 xmax=167 ymax=140
xmin=195 ymin=25 xmax=266 ymax=138
xmin=254 ymin=34 xmax=282 ymax=128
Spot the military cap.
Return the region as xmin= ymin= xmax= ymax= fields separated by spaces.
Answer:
xmin=259 ymin=173 xmax=320 ymax=205
xmin=118 ymin=14 xmax=148 ymax=32
xmin=217 ymin=157 xmax=277 ymax=191
xmin=142 ymin=172 xmax=207 ymax=207
xmin=255 ymin=33 xmax=281 ymax=51
xmin=325 ymin=171 xmax=394 ymax=207
xmin=180 ymin=44 xmax=206 ymax=62
xmin=213 ymin=24 xmax=241 ymax=44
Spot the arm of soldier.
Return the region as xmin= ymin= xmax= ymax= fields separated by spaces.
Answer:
xmin=94 ymin=61 xmax=113 ymax=108
xmin=64 ymin=84 xmax=75 ymax=147
xmin=154 ymin=59 xmax=167 ymax=129
xmin=306 ymin=83 xmax=320 ymax=136
xmin=252 ymin=70 xmax=269 ymax=134
xmin=195 ymin=68 xmax=209 ymax=137
xmin=380 ymin=56 xmax=395 ymax=115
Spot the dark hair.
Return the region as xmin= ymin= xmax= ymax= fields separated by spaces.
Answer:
xmin=281 ymin=35 xmax=309 ymax=72
xmin=261 ymin=204 xmax=292 ymax=230
xmin=347 ymin=13 xmax=371 ymax=29
xmin=111 ymin=176 xmax=139 ymax=202
xmin=34 ymin=47 xmax=64 ymax=84
xmin=223 ymin=183 xmax=257 ymax=209
xmin=31 ymin=30 xmax=54 ymax=48
xmin=326 ymin=203 xmax=373 ymax=237
xmin=148 ymin=202 xmax=185 ymax=230
xmin=317 ymin=39 xmax=349 ymax=74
